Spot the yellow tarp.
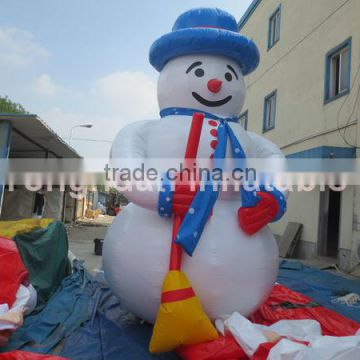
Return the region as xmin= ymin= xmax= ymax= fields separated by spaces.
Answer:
xmin=0 ymin=218 xmax=54 ymax=239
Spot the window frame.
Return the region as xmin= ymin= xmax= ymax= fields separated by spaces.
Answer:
xmin=268 ymin=5 xmax=281 ymax=50
xmin=324 ymin=37 xmax=352 ymax=104
xmin=239 ymin=110 xmax=248 ymax=130
xmin=263 ymin=90 xmax=277 ymax=133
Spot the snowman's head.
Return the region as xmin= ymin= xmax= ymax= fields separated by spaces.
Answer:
xmin=158 ymin=54 xmax=246 ymax=117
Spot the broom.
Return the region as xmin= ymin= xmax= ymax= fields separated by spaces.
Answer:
xmin=149 ymin=113 xmax=218 ymax=353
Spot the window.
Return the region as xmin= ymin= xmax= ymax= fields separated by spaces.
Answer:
xmin=239 ymin=111 xmax=248 ymax=129
xmin=325 ymin=38 xmax=352 ymax=103
xmin=263 ymin=91 xmax=277 ymax=132
xmin=268 ymin=5 xmax=281 ymax=49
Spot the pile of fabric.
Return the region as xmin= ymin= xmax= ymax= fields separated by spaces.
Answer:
xmin=1 ymin=219 xmax=360 ymax=359
xmin=0 ymin=237 xmax=36 ymax=345
xmin=0 ymin=219 xmax=71 ymax=359
xmin=1 ymin=260 xmax=178 ymax=359
xmin=0 ymin=219 xmax=71 ymax=312
xmin=1 ymin=258 xmax=359 ymax=359
xmin=178 ymin=284 xmax=360 ymax=359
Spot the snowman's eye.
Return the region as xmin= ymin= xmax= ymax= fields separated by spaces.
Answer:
xmin=195 ymin=68 xmax=205 ymax=78
xmin=226 ymin=65 xmax=239 ymax=80
xmin=225 ymin=72 xmax=233 ymax=82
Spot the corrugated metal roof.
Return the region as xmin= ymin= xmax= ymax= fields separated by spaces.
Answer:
xmin=0 ymin=114 xmax=81 ymax=158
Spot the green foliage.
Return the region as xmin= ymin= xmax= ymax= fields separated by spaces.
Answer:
xmin=117 ymin=193 xmax=129 ymax=206
xmin=0 ymin=95 xmax=28 ymax=114
xmin=105 ymin=187 xmax=129 ymax=206
xmin=96 ymin=184 xmax=106 ymax=193
xmin=95 ymin=185 xmax=129 ymax=206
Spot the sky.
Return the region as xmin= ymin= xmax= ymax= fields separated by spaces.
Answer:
xmin=1 ymin=0 xmax=253 ymax=158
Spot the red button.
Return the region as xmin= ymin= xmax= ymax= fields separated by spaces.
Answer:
xmin=210 ymin=154 xmax=214 ymax=159
xmin=210 ymin=129 xmax=218 ymax=137
xmin=210 ymin=140 xmax=218 ymax=150
xmin=208 ymin=120 xmax=217 ymax=127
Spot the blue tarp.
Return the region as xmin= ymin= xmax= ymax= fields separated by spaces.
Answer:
xmin=1 ymin=262 xmax=95 ymax=354
xmin=2 ymin=259 xmax=360 ymax=359
xmin=1 ymin=262 xmax=178 ymax=359
xmin=61 ymin=313 xmax=178 ymax=360
xmin=278 ymin=260 xmax=360 ymax=323
xmin=60 ymin=273 xmax=178 ymax=360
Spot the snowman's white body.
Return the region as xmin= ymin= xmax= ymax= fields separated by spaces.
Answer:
xmin=103 ymin=54 xmax=284 ymax=323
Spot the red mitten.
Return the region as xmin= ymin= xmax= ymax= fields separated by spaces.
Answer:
xmin=238 ymin=192 xmax=279 ymax=236
xmin=172 ymin=173 xmax=199 ymax=217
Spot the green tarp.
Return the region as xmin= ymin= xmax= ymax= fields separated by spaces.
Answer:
xmin=13 ymin=221 xmax=71 ymax=310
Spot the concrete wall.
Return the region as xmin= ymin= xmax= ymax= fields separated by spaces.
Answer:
xmin=0 ymin=187 xmax=65 ymax=221
xmin=64 ymin=190 xmax=76 ymax=223
xmin=0 ymin=187 xmax=35 ymax=220
xmin=240 ymin=0 xmax=360 ymax=266
xmin=270 ymin=188 xmax=320 ymax=251
xmin=43 ymin=188 xmax=64 ymax=220
xmin=351 ymin=183 xmax=360 ymax=270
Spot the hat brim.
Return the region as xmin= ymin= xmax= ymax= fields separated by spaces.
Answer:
xmin=149 ymin=28 xmax=260 ymax=75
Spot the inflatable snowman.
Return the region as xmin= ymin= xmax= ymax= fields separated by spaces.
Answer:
xmin=104 ymin=8 xmax=287 ymax=324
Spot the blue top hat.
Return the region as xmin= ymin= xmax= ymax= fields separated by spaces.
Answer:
xmin=149 ymin=8 xmax=260 ymax=75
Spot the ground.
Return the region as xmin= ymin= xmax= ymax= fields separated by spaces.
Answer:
xmin=67 ymin=212 xmax=360 ymax=288
xmin=66 ymin=215 xmax=114 ymax=274
xmin=67 ymin=215 xmax=353 ymax=277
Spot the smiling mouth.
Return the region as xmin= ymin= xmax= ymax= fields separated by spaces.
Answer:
xmin=192 ymin=92 xmax=232 ymax=107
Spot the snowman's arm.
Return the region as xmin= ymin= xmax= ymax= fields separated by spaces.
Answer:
xmin=110 ymin=120 xmax=159 ymax=211
xmin=247 ymin=131 xmax=284 ymax=160
xmin=247 ymin=131 xmax=287 ymax=221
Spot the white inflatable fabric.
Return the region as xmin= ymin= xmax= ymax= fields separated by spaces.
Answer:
xmin=158 ymin=55 xmax=246 ymax=118
xmin=217 ymin=313 xmax=360 ymax=359
xmin=104 ymin=53 xmax=285 ymax=323
xmin=0 ymin=284 xmax=37 ymax=331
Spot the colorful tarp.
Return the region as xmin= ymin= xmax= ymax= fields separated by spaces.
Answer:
xmin=0 ymin=237 xmax=30 ymax=346
xmin=3 ymin=259 xmax=360 ymax=359
xmin=1 ymin=262 xmax=94 ymax=354
xmin=250 ymin=284 xmax=360 ymax=336
xmin=178 ymin=284 xmax=360 ymax=360
xmin=0 ymin=351 xmax=67 ymax=360
xmin=0 ymin=219 xmax=54 ymax=240
xmin=0 ymin=237 xmax=28 ymax=308
xmin=1 ymin=262 xmax=178 ymax=359
xmin=277 ymin=260 xmax=360 ymax=323
xmin=0 ymin=219 xmax=72 ymax=311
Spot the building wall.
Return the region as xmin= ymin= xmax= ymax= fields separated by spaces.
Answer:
xmin=270 ymin=188 xmax=320 ymax=255
xmin=240 ymin=0 xmax=360 ymax=266
xmin=64 ymin=190 xmax=76 ymax=223
xmin=43 ymin=188 xmax=64 ymax=220
xmin=0 ymin=187 xmax=35 ymax=220
xmin=241 ymin=0 xmax=359 ymax=151
xmin=0 ymin=186 xmax=65 ymax=221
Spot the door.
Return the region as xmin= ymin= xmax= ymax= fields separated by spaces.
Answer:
xmin=318 ymin=186 xmax=341 ymax=258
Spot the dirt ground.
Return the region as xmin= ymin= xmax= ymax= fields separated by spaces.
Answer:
xmin=66 ymin=216 xmax=114 ymax=274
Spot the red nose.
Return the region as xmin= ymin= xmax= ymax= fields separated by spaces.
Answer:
xmin=207 ymin=79 xmax=222 ymax=93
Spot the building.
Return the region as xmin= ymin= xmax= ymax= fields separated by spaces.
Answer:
xmin=239 ymin=0 xmax=360 ymax=271
xmin=0 ymin=114 xmax=82 ymax=222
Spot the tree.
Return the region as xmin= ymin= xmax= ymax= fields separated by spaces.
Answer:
xmin=0 ymin=95 xmax=28 ymax=114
